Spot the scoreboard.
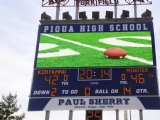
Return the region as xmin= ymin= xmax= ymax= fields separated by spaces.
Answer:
xmin=28 ymin=22 xmax=160 ymax=111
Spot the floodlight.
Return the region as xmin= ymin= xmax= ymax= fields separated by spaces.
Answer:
xmin=121 ymin=10 xmax=129 ymax=18
xmin=41 ymin=12 xmax=52 ymax=20
xmin=92 ymin=11 xmax=99 ymax=19
xmin=79 ymin=11 xmax=87 ymax=20
xmin=141 ymin=9 xmax=151 ymax=17
xmin=105 ymin=11 xmax=113 ymax=19
xmin=63 ymin=12 xmax=72 ymax=20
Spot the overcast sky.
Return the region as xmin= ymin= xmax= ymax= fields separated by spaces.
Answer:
xmin=1 ymin=0 xmax=160 ymax=120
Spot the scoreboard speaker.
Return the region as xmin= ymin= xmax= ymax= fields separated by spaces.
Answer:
xmin=141 ymin=9 xmax=151 ymax=17
xmin=105 ymin=11 xmax=113 ymax=19
xmin=63 ymin=12 xmax=72 ymax=20
xmin=79 ymin=11 xmax=87 ymax=20
xmin=86 ymin=110 xmax=102 ymax=120
xmin=41 ymin=12 xmax=52 ymax=20
xmin=121 ymin=10 xmax=129 ymax=18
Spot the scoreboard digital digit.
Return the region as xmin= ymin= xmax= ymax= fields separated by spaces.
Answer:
xmin=28 ymin=22 xmax=160 ymax=111
xmin=86 ymin=110 xmax=102 ymax=120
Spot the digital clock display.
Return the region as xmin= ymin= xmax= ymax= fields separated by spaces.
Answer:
xmin=79 ymin=68 xmax=110 ymax=80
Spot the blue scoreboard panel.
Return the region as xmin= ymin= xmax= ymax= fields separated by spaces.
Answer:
xmin=28 ymin=22 xmax=160 ymax=111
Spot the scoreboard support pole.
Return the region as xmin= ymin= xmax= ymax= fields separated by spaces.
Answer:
xmin=75 ymin=6 xmax=79 ymax=20
xmin=56 ymin=0 xmax=60 ymax=20
xmin=116 ymin=110 xmax=119 ymax=120
xmin=124 ymin=110 xmax=128 ymax=120
xmin=68 ymin=110 xmax=73 ymax=120
xmin=75 ymin=1 xmax=79 ymax=20
xmin=139 ymin=110 xmax=143 ymax=120
xmin=45 ymin=111 xmax=50 ymax=120
xmin=134 ymin=0 xmax=137 ymax=18
xmin=130 ymin=110 xmax=132 ymax=120
xmin=114 ymin=1 xmax=117 ymax=19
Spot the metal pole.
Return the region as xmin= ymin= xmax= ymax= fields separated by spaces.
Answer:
xmin=75 ymin=0 xmax=79 ymax=20
xmin=45 ymin=111 xmax=50 ymax=120
xmin=56 ymin=0 xmax=60 ymax=20
xmin=68 ymin=110 xmax=73 ymax=120
xmin=124 ymin=110 xmax=128 ymax=120
xmin=114 ymin=0 xmax=117 ymax=19
xmin=139 ymin=110 xmax=143 ymax=120
xmin=130 ymin=110 xmax=131 ymax=120
xmin=134 ymin=0 xmax=137 ymax=18
xmin=116 ymin=110 xmax=119 ymax=120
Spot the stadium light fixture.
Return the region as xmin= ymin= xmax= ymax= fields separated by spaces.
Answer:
xmin=141 ymin=9 xmax=151 ymax=17
xmin=63 ymin=12 xmax=72 ymax=20
xmin=92 ymin=11 xmax=99 ymax=19
xmin=79 ymin=11 xmax=87 ymax=20
xmin=121 ymin=10 xmax=129 ymax=18
xmin=41 ymin=12 xmax=52 ymax=20
xmin=105 ymin=11 xmax=113 ymax=19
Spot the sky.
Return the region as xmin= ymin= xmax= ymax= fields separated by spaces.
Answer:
xmin=0 ymin=0 xmax=160 ymax=120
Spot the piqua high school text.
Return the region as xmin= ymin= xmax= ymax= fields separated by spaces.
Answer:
xmin=42 ymin=23 xmax=149 ymax=33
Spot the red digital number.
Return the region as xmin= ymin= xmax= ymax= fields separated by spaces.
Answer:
xmin=123 ymin=87 xmax=131 ymax=95
xmin=45 ymin=75 xmax=59 ymax=85
xmin=95 ymin=111 xmax=101 ymax=120
xmin=139 ymin=74 xmax=145 ymax=84
xmin=101 ymin=69 xmax=110 ymax=79
xmin=45 ymin=75 xmax=51 ymax=85
xmin=63 ymin=75 xmax=68 ymax=81
xmin=126 ymin=87 xmax=131 ymax=95
xmin=79 ymin=69 xmax=85 ymax=79
xmin=131 ymin=74 xmax=137 ymax=83
xmin=51 ymin=88 xmax=57 ymax=97
xmin=52 ymin=75 xmax=59 ymax=85
xmin=123 ymin=87 xmax=126 ymax=95
xmin=121 ymin=74 xmax=126 ymax=80
xmin=87 ymin=111 xmax=93 ymax=120
xmin=86 ymin=111 xmax=102 ymax=120
xmin=104 ymin=69 xmax=110 ymax=78
xmin=86 ymin=69 xmax=92 ymax=79
xmin=101 ymin=69 xmax=103 ymax=79
xmin=85 ymin=87 xmax=90 ymax=96
xmin=131 ymin=74 xmax=145 ymax=84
